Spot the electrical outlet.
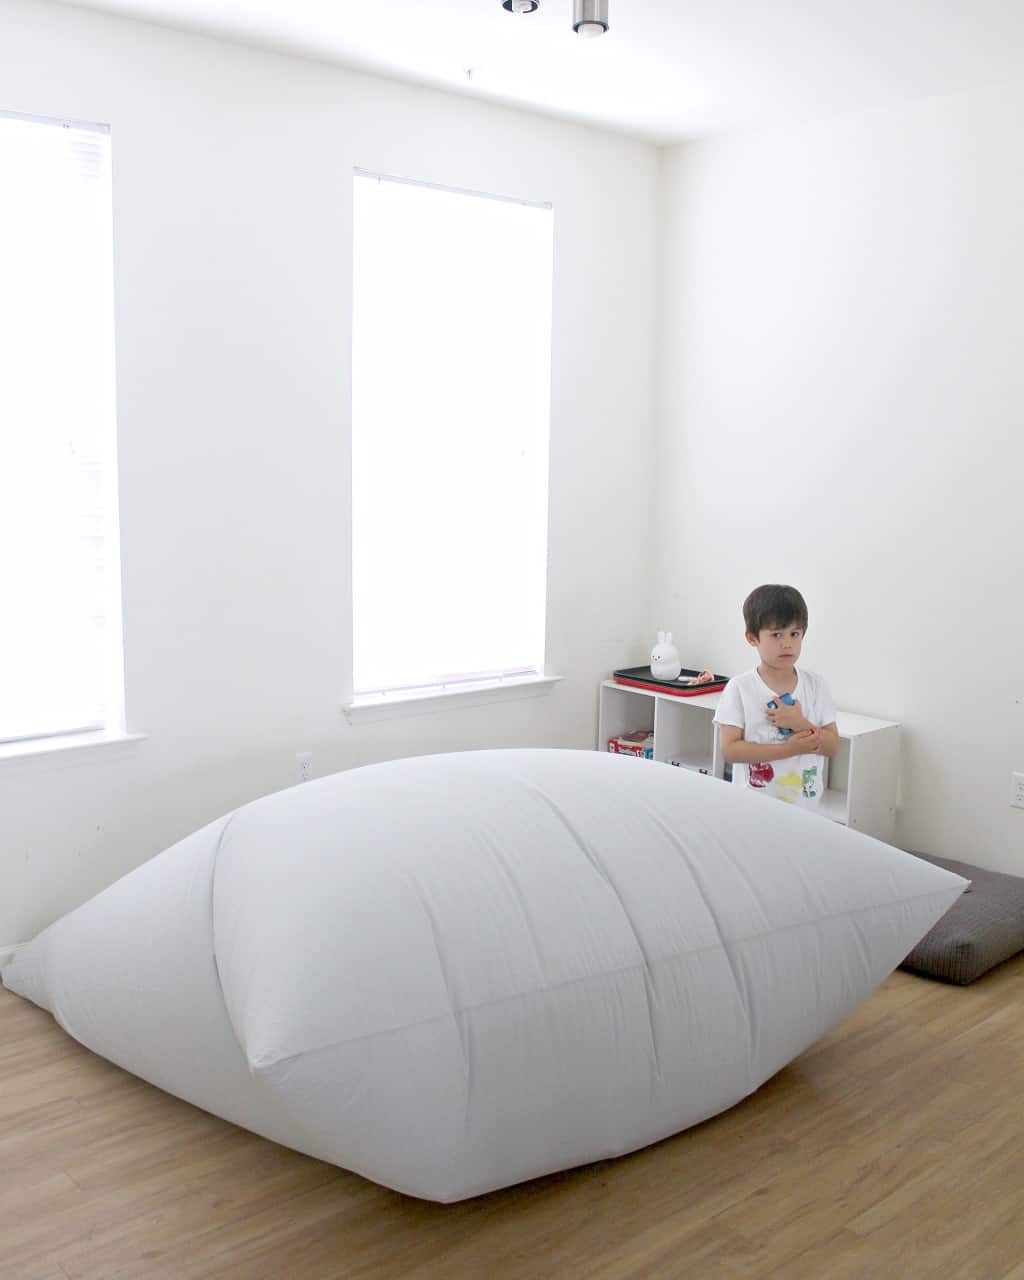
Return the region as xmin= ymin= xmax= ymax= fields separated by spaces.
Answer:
xmin=1012 ymin=772 xmax=1024 ymax=810
xmin=296 ymin=752 xmax=313 ymax=785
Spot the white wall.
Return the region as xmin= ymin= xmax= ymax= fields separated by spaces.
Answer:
xmin=656 ymin=83 xmax=1024 ymax=869
xmin=0 ymin=0 xmax=658 ymax=943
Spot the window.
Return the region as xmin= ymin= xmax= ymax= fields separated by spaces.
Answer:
xmin=351 ymin=172 xmax=553 ymax=698
xmin=0 ymin=112 xmax=123 ymax=746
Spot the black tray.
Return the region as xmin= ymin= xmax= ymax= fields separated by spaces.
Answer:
xmin=612 ymin=666 xmax=729 ymax=697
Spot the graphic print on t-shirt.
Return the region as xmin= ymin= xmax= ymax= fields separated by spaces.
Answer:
xmin=748 ymin=762 xmax=774 ymax=789
xmin=774 ymin=771 xmax=803 ymax=803
xmin=748 ymin=764 xmax=819 ymax=804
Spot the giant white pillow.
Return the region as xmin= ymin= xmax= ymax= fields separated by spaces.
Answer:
xmin=3 ymin=749 xmax=964 ymax=1201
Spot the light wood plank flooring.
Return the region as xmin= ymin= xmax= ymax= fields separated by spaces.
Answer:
xmin=3 ymin=957 xmax=1024 ymax=1280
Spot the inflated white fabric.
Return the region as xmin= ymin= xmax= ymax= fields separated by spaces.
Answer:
xmin=3 ymin=749 xmax=965 ymax=1201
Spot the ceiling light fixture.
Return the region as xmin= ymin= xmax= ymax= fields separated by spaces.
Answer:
xmin=500 ymin=0 xmax=611 ymax=35
xmin=572 ymin=0 xmax=609 ymax=37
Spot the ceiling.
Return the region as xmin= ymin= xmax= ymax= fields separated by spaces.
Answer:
xmin=59 ymin=0 xmax=1024 ymax=142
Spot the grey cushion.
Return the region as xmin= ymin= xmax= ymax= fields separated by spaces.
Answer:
xmin=901 ymin=853 xmax=1024 ymax=985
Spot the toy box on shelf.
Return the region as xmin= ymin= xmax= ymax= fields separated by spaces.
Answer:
xmin=607 ymin=729 xmax=655 ymax=759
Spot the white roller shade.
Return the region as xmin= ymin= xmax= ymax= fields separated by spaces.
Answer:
xmin=0 ymin=112 xmax=122 ymax=744
xmin=351 ymin=172 xmax=553 ymax=697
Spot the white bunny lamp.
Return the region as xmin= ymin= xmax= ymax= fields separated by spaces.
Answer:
xmin=650 ymin=631 xmax=682 ymax=681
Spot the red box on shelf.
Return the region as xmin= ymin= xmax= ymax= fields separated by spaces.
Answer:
xmin=607 ymin=730 xmax=654 ymax=759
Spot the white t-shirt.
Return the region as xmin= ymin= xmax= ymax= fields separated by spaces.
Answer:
xmin=714 ymin=667 xmax=837 ymax=807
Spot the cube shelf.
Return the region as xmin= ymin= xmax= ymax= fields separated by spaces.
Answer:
xmin=598 ymin=680 xmax=901 ymax=843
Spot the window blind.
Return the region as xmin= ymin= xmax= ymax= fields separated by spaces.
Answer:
xmin=351 ymin=172 xmax=553 ymax=696
xmin=0 ymin=112 xmax=122 ymax=744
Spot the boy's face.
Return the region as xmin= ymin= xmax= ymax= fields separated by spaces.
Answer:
xmin=747 ymin=621 xmax=804 ymax=669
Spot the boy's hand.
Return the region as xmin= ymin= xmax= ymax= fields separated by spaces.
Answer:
xmin=765 ymin=698 xmax=810 ymax=732
xmin=790 ymin=726 xmax=822 ymax=754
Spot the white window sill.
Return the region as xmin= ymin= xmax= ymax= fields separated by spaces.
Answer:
xmin=343 ymin=674 xmax=562 ymax=724
xmin=0 ymin=729 xmax=147 ymax=764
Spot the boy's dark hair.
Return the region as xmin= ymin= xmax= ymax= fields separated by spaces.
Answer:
xmin=743 ymin=584 xmax=808 ymax=637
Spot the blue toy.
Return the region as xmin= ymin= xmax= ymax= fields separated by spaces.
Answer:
xmin=767 ymin=692 xmax=796 ymax=738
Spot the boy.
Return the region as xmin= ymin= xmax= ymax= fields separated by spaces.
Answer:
xmin=714 ymin=584 xmax=839 ymax=807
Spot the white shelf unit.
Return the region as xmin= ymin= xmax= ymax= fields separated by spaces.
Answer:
xmin=598 ymin=680 xmax=901 ymax=843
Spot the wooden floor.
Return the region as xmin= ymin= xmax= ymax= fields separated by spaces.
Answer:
xmin=4 ymin=958 xmax=1024 ymax=1280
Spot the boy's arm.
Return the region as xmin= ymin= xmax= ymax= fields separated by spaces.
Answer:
xmin=816 ymin=722 xmax=840 ymax=758
xmin=765 ymin=700 xmax=840 ymax=758
xmin=719 ymin=724 xmax=808 ymax=765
